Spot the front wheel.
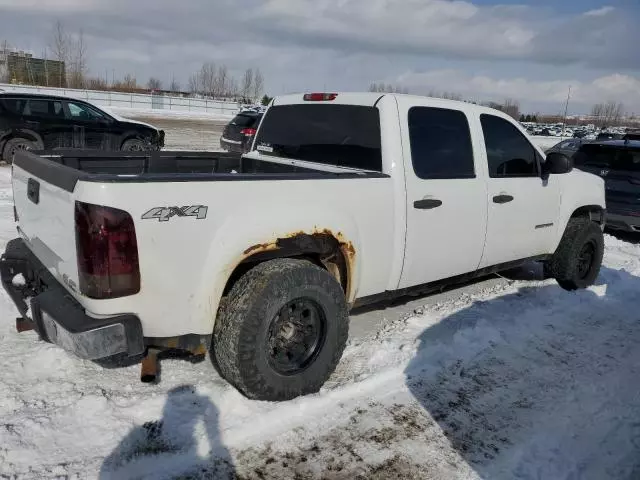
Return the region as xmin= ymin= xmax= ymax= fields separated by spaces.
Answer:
xmin=545 ymin=217 xmax=604 ymax=291
xmin=121 ymin=138 xmax=147 ymax=152
xmin=213 ymin=258 xmax=349 ymax=401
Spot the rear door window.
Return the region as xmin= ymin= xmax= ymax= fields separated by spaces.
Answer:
xmin=25 ymin=100 xmax=51 ymax=117
xmin=254 ymin=104 xmax=382 ymax=171
xmin=1 ymin=97 xmax=27 ymax=115
xmin=408 ymin=106 xmax=475 ymax=179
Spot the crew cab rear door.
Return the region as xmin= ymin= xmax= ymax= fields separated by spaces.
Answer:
xmin=397 ymin=99 xmax=488 ymax=288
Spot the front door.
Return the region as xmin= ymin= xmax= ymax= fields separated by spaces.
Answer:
xmin=65 ymin=100 xmax=111 ymax=150
xmin=398 ymin=101 xmax=488 ymax=289
xmin=479 ymin=113 xmax=560 ymax=268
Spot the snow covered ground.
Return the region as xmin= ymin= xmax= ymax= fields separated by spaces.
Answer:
xmin=2 ymin=154 xmax=640 ymax=479
xmin=105 ymin=107 xmax=234 ymax=123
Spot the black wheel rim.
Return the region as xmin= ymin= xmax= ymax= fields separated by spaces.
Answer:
xmin=577 ymin=240 xmax=596 ymax=279
xmin=266 ymin=298 xmax=327 ymax=376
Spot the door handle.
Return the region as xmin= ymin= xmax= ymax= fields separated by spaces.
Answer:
xmin=493 ymin=194 xmax=514 ymax=204
xmin=414 ymin=198 xmax=443 ymax=210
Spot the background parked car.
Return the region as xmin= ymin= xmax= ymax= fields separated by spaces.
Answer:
xmin=0 ymin=93 xmax=164 ymax=163
xmin=573 ymin=139 xmax=640 ymax=232
xmin=545 ymin=138 xmax=585 ymax=157
xmin=220 ymin=111 xmax=263 ymax=153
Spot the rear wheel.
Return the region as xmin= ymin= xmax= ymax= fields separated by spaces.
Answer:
xmin=121 ymin=138 xmax=147 ymax=152
xmin=546 ymin=217 xmax=604 ymax=290
xmin=2 ymin=138 xmax=37 ymax=164
xmin=213 ymin=258 xmax=349 ymax=401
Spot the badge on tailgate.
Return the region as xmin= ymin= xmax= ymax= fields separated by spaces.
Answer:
xmin=27 ymin=178 xmax=40 ymax=204
xmin=141 ymin=205 xmax=208 ymax=222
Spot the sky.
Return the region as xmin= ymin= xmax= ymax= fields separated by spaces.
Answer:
xmin=0 ymin=0 xmax=639 ymax=115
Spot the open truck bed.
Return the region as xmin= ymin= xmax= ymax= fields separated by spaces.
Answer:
xmin=14 ymin=150 xmax=381 ymax=193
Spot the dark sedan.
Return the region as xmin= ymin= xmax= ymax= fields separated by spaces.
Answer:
xmin=0 ymin=93 xmax=164 ymax=163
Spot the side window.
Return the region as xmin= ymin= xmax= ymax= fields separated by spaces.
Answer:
xmin=480 ymin=114 xmax=538 ymax=178
xmin=408 ymin=107 xmax=475 ymax=179
xmin=1 ymin=97 xmax=26 ymax=115
xmin=24 ymin=99 xmax=52 ymax=118
xmin=65 ymin=101 xmax=106 ymax=122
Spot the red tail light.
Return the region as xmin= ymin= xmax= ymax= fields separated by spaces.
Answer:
xmin=241 ymin=128 xmax=257 ymax=136
xmin=303 ymin=93 xmax=338 ymax=101
xmin=75 ymin=201 xmax=140 ymax=299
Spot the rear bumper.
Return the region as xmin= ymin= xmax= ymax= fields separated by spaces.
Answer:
xmin=606 ymin=212 xmax=640 ymax=232
xmin=0 ymin=238 xmax=144 ymax=360
xmin=220 ymin=137 xmax=248 ymax=153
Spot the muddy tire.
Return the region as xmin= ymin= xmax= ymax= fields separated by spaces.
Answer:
xmin=213 ymin=258 xmax=349 ymax=401
xmin=121 ymin=138 xmax=147 ymax=152
xmin=2 ymin=138 xmax=37 ymax=164
xmin=546 ymin=217 xmax=604 ymax=291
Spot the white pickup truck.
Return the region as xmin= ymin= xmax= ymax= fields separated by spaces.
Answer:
xmin=1 ymin=92 xmax=605 ymax=401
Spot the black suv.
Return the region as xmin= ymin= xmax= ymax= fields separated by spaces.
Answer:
xmin=0 ymin=93 xmax=164 ymax=163
xmin=573 ymin=139 xmax=640 ymax=232
xmin=220 ymin=111 xmax=263 ymax=153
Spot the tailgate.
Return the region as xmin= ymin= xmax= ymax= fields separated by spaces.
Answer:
xmin=11 ymin=161 xmax=78 ymax=292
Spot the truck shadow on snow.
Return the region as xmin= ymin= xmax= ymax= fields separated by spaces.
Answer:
xmin=99 ymin=385 xmax=235 ymax=480
xmin=405 ymin=266 xmax=640 ymax=480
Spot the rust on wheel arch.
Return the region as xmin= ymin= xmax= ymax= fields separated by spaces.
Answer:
xmin=233 ymin=228 xmax=357 ymax=303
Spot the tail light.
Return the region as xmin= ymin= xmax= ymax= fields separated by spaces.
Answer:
xmin=241 ymin=128 xmax=257 ymax=136
xmin=75 ymin=201 xmax=140 ymax=299
xmin=303 ymin=93 xmax=338 ymax=101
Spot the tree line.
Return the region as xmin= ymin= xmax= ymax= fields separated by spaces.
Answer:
xmin=187 ymin=63 xmax=264 ymax=102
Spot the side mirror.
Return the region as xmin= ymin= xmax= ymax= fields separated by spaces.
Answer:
xmin=542 ymin=152 xmax=573 ymax=179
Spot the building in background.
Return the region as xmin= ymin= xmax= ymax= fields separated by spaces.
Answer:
xmin=0 ymin=47 xmax=65 ymax=87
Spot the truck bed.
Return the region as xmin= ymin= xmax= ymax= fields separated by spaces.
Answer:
xmin=14 ymin=150 xmax=383 ymax=193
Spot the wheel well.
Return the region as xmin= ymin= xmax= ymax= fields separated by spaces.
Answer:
xmin=570 ymin=205 xmax=605 ymax=225
xmin=222 ymin=232 xmax=353 ymax=299
xmin=1 ymin=132 xmax=42 ymax=155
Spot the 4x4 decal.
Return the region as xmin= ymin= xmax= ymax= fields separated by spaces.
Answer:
xmin=142 ymin=205 xmax=208 ymax=222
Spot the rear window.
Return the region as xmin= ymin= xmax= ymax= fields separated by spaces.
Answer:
xmin=575 ymin=144 xmax=640 ymax=171
xmin=231 ymin=114 xmax=260 ymax=127
xmin=1 ymin=97 xmax=26 ymax=115
xmin=254 ymin=104 xmax=382 ymax=171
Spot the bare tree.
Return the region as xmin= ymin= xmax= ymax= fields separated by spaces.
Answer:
xmin=169 ymin=76 xmax=180 ymax=92
xmin=253 ymin=68 xmax=264 ymax=101
xmin=50 ymin=20 xmax=70 ymax=87
xmin=200 ymin=62 xmax=216 ymax=96
xmin=591 ymin=101 xmax=624 ymax=128
xmin=501 ymin=98 xmax=520 ymax=120
xmin=227 ymin=76 xmax=239 ymax=99
xmin=215 ymin=65 xmax=229 ymax=98
xmin=113 ymin=73 xmax=137 ymax=91
xmin=0 ymin=40 xmax=10 ymax=83
xmin=86 ymin=77 xmax=107 ymax=90
xmin=67 ymin=29 xmax=87 ymax=88
xmin=147 ymin=77 xmax=162 ymax=90
xmin=241 ymin=68 xmax=254 ymax=101
xmin=188 ymin=72 xmax=200 ymax=94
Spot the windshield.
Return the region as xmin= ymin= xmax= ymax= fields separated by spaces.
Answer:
xmin=254 ymin=104 xmax=382 ymax=171
xmin=574 ymin=144 xmax=640 ymax=171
